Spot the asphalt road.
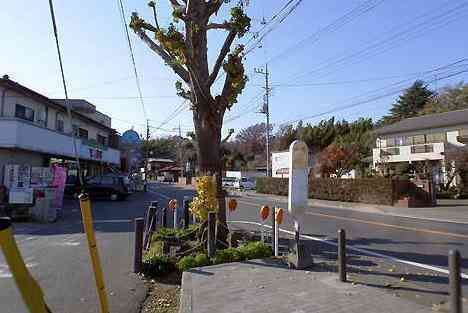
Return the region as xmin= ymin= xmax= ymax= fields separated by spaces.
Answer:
xmin=148 ymin=183 xmax=468 ymax=301
xmin=0 ymin=192 xmax=153 ymax=313
xmin=150 ymin=183 xmax=468 ymax=270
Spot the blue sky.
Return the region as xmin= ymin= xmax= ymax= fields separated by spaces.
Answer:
xmin=1 ymin=0 xmax=467 ymax=139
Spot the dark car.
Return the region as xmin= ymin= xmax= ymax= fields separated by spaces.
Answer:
xmin=64 ymin=175 xmax=83 ymax=198
xmin=83 ymin=174 xmax=132 ymax=201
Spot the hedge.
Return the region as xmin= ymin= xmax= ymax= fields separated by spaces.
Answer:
xmin=256 ymin=177 xmax=393 ymax=205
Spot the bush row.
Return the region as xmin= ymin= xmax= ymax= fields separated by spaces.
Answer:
xmin=177 ymin=241 xmax=272 ymax=272
xmin=256 ymin=177 xmax=394 ymax=205
xmin=142 ymin=241 xmax=273 ymax=277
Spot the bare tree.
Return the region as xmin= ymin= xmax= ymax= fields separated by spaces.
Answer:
xmin=130 ymin=1 xmax=251 ymax=236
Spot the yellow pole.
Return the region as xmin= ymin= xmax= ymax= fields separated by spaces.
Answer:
xmin=0 ymin=218 xmax=51 ymax=313
xmin=79 ymin=194 xmax=110 ymax=313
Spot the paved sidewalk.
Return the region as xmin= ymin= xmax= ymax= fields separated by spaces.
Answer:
xmin=179 ymin=259 xmax=429 ymax=313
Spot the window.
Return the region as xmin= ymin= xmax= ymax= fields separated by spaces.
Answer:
xmin=97 ymin=134 xmax=107 ymax=146
xmin=386 ymin=137 xmax=405 ymax=147
xmin=78 ymin=128 xmax=88 ymax=140
xmin=406 ymin=135 xmax=425 ymax=145
xmin=15 ymin=104 xmax=34 ymax=122
xmin=411 ymin=144 xmax=434 ymax=153
xmin=56 ymin=113 xmax=65 ymax=132
xmin=101 ymin=176 xmax=115 ymax=185
xmin=426 ymin=133 xmax=446 ymax=143
xmin=459 ymin=129 xmax=468 ymax=137
xmin=381 ymin=147 xmax=400 ymax=156
xmin=86 ymin=176 xmax=101 ymax=184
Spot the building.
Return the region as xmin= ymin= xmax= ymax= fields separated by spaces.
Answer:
xmin=147 ymin=158 xmax=175 ymax=176
xmin=372 ymin=109 xmax=468 ymax=184
xmin=0 ymin=75 xmax=120 ymax=181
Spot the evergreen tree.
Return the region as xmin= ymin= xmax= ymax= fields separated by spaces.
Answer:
xmin=380 ymin=80 xmax=434 ymax=124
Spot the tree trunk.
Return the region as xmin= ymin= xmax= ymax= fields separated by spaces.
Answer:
xmin=193 ymin=108 xmax=228 ymax=243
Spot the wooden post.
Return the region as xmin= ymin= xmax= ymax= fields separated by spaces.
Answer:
xmin=133 ymin=218 xmax=144 ymax=273
xmin=274 ymin=208 xmax=279 ymax=257
xmin=338 ymin=229 xmax=347 ymax=282
xmin=449 ymin=250 xmax=462 ymax=313
xmin=183 ymin=197 xmax=191 ymax=228
xmin=271 ymin=207 xmax=276 ymax=249
xmin=162 ymin=208 xmax=167 ymax=228
xmin=207 ymin=212 xmax=216 ymax=257
xmin=143 ymin=204 xmax=157 ymax=250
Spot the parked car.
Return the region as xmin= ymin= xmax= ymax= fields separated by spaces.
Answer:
xmin=233 ymin=177 xmax=256 ymax=190
xmin=82 ymin=174 xmax=132 ymax=201
xmin=222 ymin=177 xmax=236 ymax=188
xmin=64 ymin=175 xmax=83 ymax=198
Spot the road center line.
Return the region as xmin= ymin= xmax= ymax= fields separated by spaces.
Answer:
xmin=237 ymin=199 xmax=468 ymax=239
xmin=229 ymin=220 xmax=468 ymax=279
xmin=305 ymin=211 xmax=468 ymax=239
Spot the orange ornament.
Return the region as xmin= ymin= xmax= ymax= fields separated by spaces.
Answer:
xmin=168 ymin=199 xmax=177 ymax=210
xmin=228 ymin=198 xmax=237 ymax=212
xmin=260 ymin=205 xmax=270 ymax=221
xmin=275 ymin=208 xmax=284 ymax=225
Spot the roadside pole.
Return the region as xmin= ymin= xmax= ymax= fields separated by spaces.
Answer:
xmin=79 ymin=194 xmax=110 ymax=313
xmin=287 ymin=140 xmax=311 ymax=269
xmin=0 ymin=217 xmax=52 ymax=313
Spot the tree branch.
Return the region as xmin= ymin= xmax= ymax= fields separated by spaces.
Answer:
xmin=220 ymin=73 xmax=233 ymax=106
xmin=207 ymin=0 xmax=223 ymax=16
xmin=206 ymin=22 xmax=231 ymax=30
xmin=222 ymin=128 xmax=234 ymax=143
xmin=207 ymin=30 xmax=237 ymax=87
xmin=136 ymin=30 xmax=190 ymax=83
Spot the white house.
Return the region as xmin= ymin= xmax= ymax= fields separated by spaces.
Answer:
xmin=0 ymin=75 xmax=120 ymax=181
xmin=372 ymin=109 xmax=468 ymax=184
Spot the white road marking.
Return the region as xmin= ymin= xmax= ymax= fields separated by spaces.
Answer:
xmin=0 ymin=261 xmax=38 ymax=279
xmin=229 ymin=220 xmax=468 ymax=279
xmin=93 ymin=219 xmax=132 ymax=223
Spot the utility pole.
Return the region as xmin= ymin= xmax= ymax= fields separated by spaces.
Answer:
xmin=255 ymin=64 xmax=271 ymax=177
xmin=145 ymin=119 xmax=150 ymax=187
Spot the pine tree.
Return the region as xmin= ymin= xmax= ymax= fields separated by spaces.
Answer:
xmin=381 ymin=80 xmax=434 ymax=124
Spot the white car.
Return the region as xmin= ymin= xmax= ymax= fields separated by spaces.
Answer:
xmin=222 ymin=177 xmax=236 ymax=188
xmin=233 ymin=177 xmax=256 ymax=190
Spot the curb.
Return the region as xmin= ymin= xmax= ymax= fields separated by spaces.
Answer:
xmin=179 ymin=272 xmax=193 ymax=313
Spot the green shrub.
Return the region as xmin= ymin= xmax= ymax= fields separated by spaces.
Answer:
xmin=238 ymin=241 xmax=272 ymax=260
xmin=256 ymin=177 xmax=288 ymax=195
xmin=211 ymin=248 xmax=246 ymax=265
xmin=194 ymin=253 xmax=211 ymax=267
xmin=144 ymin=241 xmax=164 ymax=260
xmin=142 ymin=255 xmax=176 ymax=277
xmin=177 ymin=253 xmax=211 ymax=271
xmin=256 ymin=177 xmax=394 ymax=205
xmin=151 ymin=224 xmax=201 ymax=242
xmin=177 ymin=256 xmax=198 ymax=272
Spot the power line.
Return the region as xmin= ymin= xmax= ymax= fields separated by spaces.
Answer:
xmin=287 ymin=1 xmax=468 ymax=83
xmin=266 ymin=0 xmax=386 ymax=64
xmin=244 ymin=0 xmax=304 ymax=56
xmin=271 ymin=64 xmax=468 ymax=88
xmin=117 ymin=0 xmax=148 ymax=119
xmin=47 ymin=0 xmax=83 ymax=183
xmin=277 ymin=61 xmax=468 ymax=126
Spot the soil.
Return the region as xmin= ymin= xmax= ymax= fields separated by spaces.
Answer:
xmin=140 ymin=271 xmax=182 ymax=313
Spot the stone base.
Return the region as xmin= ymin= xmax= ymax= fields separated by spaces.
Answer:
xmin=288 ymin=241 xmax=314 ymax=270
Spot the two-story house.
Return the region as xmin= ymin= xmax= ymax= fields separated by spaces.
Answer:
xmin=372 ymin=109 xmax=468 ymax=185
xmin=0 ymin=75 xmax=120 ymax=181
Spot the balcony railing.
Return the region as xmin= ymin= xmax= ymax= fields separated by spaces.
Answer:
xmin=380 ymin=147 xmax=400 ymax=157
xmin=411 ymin=144 xmax=434 ymax=154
